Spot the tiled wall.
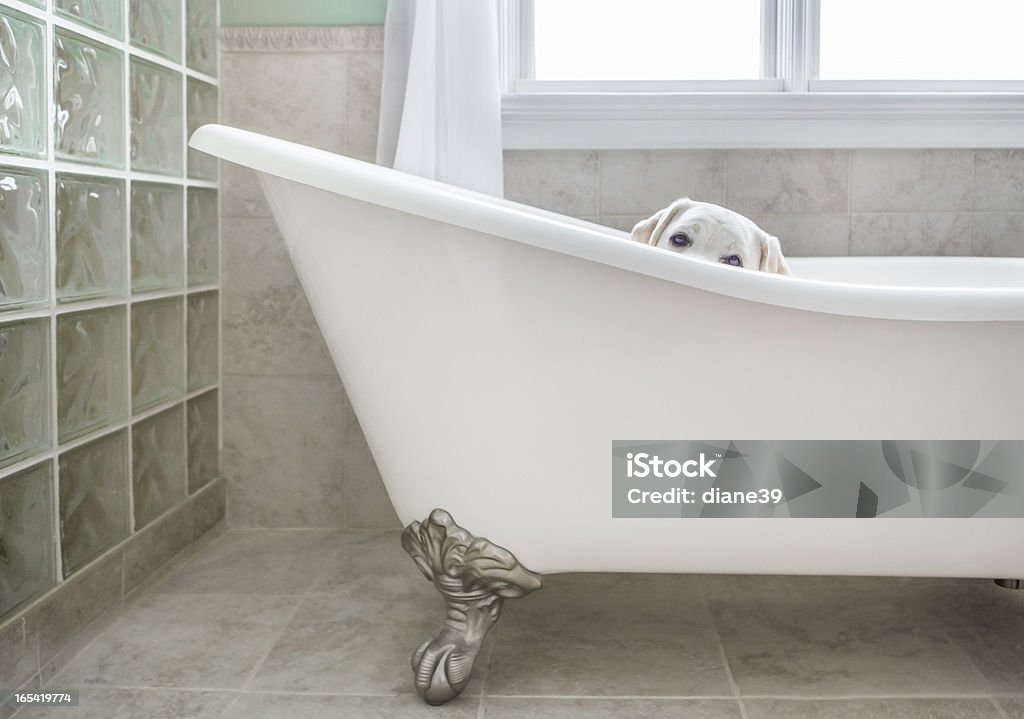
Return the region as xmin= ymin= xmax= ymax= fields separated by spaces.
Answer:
xmin=219 ymin=26 xmax=396 ymax=529
xmin=0 ymin=0 xmax=224 ymax=699
xmin=504 ymin=149 xmax=1024 ymax=257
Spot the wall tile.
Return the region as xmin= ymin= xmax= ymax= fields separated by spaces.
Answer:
xmin=187 ymin=390 xmax=218 ymax=493
xmin=0 ymin=319 xmax=50 ymax=469
xmin=187 ymin=78 xmax=218 ymax=179
xmin=726 ymin=150 xmax=849 ymax=214
xmin=56 ymin=173 xmax=126 ymax=303
xmin=131 ymin=182 xmax=184 ymax=293
xmin=221 ymin=162 xmax=270 ymax=218
xmin=0 ymin=461 xmax=56 ymax=619
xmin=130 ymin=57 xmax=183 ymax=175
xmin=0 ymin=9 xmax=46 ymax=157
xmin=850 ymin=213 xmax=971 ymax=256
xmin=187 ymin=291 xmax=218 ymax=390
xmin=972 ymin=213 xmax=1024 ymax=257
xmin=55 ymin=0 xmax=124 ymax=39
xmin=123 ymin=500 xmax=192 ymax=592
xmin=345 ymin=52 xmax=382 ymax=163
xmin=188 ymin=188 xmax=218 ymax=285
xmin=0 ymin=167 xmax=47 ymax=310
xmin=129 ymin=0 xmax=181 ymax=62
xmin=599 ymin=150 xmax=725 ymax=216
xmin=58 ymin=430 xmax=130 ymax=577
xmin=599 ymin=215 xmax=646 ymax=234
xmin=0 ymin=618 xmax=37 ymax=703
xmin=186 ymin=0 xmax=217 ymax=75
xmin=340 ymin=401 xmax=396 ymax=529
xmin=54 ymin=29 xmax=124 ymax=168
xmin=131 ymin=297 xmax=185 ymax=412
xmin=504 ymin=150 xmax=600 ymax=216
xmin=221 ymin=218 xmax=333 ymax=376
xmin=745 ymin=213 xmax=850 ymax=257
xmin=973 ymin=150 xmax=1024 ymax=211
xmin=133 ymin=404 xmax=187 ymax=530
xmin=190 ymin=478 xmax=225 ymax=540
xmin=850 ymin=149 xmax=973 ymax=212
xmin=223 ymin=375 xmax=346 ymax=528
xmin=220 ymin=52 xmax=348 ymax=153
xmin=57 ymin=306 xmax=128 ymax=443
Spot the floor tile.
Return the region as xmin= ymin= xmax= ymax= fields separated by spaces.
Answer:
xmin=151 ymin=530 xmax=342 ymax=595
xmin=483 ymin=697 xmax=742 ymax=718
xmin=997 ymin=698 xmax=1024 ymax=718
xmin=310 ymin=530 xmax=421 ymax=597
xmin=225 ymin=693 xmax=477 ymax=718
xmin=15 ymin=688 xmax=237 ymax=719
xmin=744 ymin=698 xmax=1004 ymax=719
xmin=486 ymin=574 xmax=733 ymax=697
xmin=53 ymin=594 xmax=298 ymax=689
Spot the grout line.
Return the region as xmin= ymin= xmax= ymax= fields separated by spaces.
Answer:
xmin=475 ymin=637 xmax=496 ymax=719
xmin=699 ymin=579 xmax=749 ymax=719
xmin=992 ymin=696 xmax=1012 ymax=719
xmin=238 ymin=600 xmax=305 ymax=691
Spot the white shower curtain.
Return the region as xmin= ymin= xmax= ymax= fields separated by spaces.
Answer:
xmin=376 ymin=0 xmax=505 ymax=197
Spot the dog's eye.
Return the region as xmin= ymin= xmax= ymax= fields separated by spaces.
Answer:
xmin=721 ymin=255 xmax=743 ymax=267
xmin=669 ymin=232 xmax=691 ymax=247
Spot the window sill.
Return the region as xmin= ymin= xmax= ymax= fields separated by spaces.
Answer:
xmin=501 ymin=92 xmax=1024 ymax=150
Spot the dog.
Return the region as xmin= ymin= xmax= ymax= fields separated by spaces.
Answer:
xmin=631 ymin=198 xmax=791 ymax=275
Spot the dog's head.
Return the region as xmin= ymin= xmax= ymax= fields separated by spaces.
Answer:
xmin=631 ymin=198 xmax=791 ymax=275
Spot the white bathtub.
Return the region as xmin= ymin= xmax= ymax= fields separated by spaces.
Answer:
xmin=192 ymin=124 xmax=1024 ymax=581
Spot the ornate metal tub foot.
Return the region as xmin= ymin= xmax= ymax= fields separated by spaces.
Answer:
xmin=401 ymin=509 xmax=543 ymax=705
xmin=994 ymin=579 xmax=1023 ymax=589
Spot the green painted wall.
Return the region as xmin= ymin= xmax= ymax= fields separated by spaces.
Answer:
xmin=220 ymin=0 xmax=386 ymax=27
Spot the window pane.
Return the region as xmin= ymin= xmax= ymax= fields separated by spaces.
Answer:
xmin=820 ymin=0 xmax=1024 ymax=81
xmin=533 ymin=0 xmax=762 ymax=81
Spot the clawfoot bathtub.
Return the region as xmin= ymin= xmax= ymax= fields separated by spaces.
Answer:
xmin=191 ymin=125 xmax=1024 ymax=705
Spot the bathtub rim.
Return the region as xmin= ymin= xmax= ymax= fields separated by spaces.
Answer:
xmin=190 ymin=124 xmax=1024 ymax=322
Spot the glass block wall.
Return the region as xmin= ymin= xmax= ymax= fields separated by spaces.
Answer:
xmin=0 ymin=0 xmax=219 ymax=622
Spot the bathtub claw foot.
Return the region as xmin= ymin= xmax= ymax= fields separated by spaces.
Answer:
xmin=401 ymin=509 xmax=543 ymax=705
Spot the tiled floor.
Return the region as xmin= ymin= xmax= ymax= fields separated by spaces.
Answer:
xmin=17 ymin=529 xmax=1024 ymax=718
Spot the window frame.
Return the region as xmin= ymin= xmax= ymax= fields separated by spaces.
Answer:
xmin=501 ymin=0 xmax=1024 ymax=149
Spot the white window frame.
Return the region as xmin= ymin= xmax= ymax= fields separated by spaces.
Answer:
xmin=501 ymin=0 xmax=1024 ymax=149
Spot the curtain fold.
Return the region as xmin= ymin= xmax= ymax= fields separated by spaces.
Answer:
xmin=377 ymin=0 xmax=504 ymax=197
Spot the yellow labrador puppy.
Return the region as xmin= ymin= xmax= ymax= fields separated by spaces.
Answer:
xmin=631 ymin=198 xmax=791 ymax=275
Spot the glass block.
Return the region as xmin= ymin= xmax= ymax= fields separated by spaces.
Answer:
xmin=186 ymin=291 xmax=217 ymax=391
xmin=58 ymin=430 xmax=129 ymax=577
xmin=131 ymin=58 xmax=182 ymax=176
xmin=132 ymin=296 xmax=184 ymax=412
xmin=131 ymin=182 xmax=183 ymax=292
xmin=132 ymin=403 xmax=185 ymax=530
xmin=56 ymin=173 xmax=126 ymax=303
xmin=0 ymin=461 xmax=56 ymax=619
xmin=55 ymin=0 xmax=125 ymax=40
xmin=187 ymin=79 xmax=217 ymax=180
xmin=0 ymin=9 xmax=45 ymax=157
xmin=186 ymin=389 xmax=217 ymax=493
xmin=19 ymin=0 xmax=46 ymax=8
xmin=0 ymin=319 xmax=50 ymax=469
xmin=0 ymin=167 xmax=47 ymax=309
xmin=57 ymin=306 xmax=128 ymax=443
xmin=186 ymin=0 xmax=216 ymax=76
xmin=187 ymin=188 xmax=217 ymax=286
xmin=130 ymin=0 xmax=182 ymax=62
xmin=54 ymin=29 xmax=124 ymax=168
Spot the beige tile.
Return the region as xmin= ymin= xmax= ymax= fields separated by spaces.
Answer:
xmin=725 ymin=150 xmax=849 ymax=214
xmin=220 ymin=52 xmax=347 ymax=154
xmin=25 ymin=549 xmax=123 ymax=670
xmin=744 ymin=699 xmax=1004 ymax=719
xmin=14 ymin=688 xmax=237 ymax=718
xmin=599 ymin=150 xmax=726 ymax=216
xmin=53 ymin=593 xmax=298 ymax=689
xmin=222 ymin=375 xmax=347 ymax=528
xmin=973 ymin=150 xmax=1024 ymax=210
xmin=503 ymin=151 xmax=600 ymax=217
xmin=346 ymin=52 xmax=383 ymax=163
xmin=123 ymin=501 xmax=193 ymax=594
xmin=744 ymin=213 xmax=850 ymax=257
xmin=997 ymin=698 xmax=1024 ymax=718
xmin=709 ymin=577 xmax=991 ymax=696
xmin=340 ymin=400 xmax=397 ymax=530
xmin=484 ymin=698 xmax=742 ymax=718
xmin=0 ymin=618 xmax=37 ymax=697
xmin=849 ymin=213 xmax=971 ymax=256
xmin=221 ymin=217 xmax=335 ymax=376
xmin=487 ymin=573 xmax=732 ymax=697
xmin=152 ymin=529 xmax=340 ymax=595
xmin=221 ymin=162 xmax=271 ymax=218
xmin=190 ymin=477 xmax=226 ymax=541
xmin=310 ymin=530 xmax=419 ymax=597
xmin=850 ymin=150 xmax=973 ymax=212
xmin=226 ymin=693 xmax=477 ymax=719
xmin=599 ymin=215 xmax=647 ymax=234
xmin=972 ymin=213 xmax=1024 ymax=257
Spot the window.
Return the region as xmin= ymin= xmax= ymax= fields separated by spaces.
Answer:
xmin=501 ymin=0 xmax=1024 ymax=148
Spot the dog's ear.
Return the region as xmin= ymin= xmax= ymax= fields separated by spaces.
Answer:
xmin=757 ymin=230 xmax=792 ymax=275
xmin=631 ymin=198 xmax=694 ymax=246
